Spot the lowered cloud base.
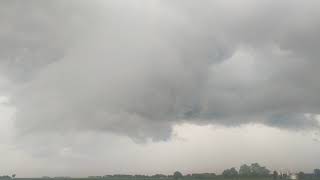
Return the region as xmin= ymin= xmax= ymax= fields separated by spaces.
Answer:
xmin=0 ymin=0 xmax=320 ymax=141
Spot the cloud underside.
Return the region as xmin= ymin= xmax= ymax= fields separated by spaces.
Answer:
xmin=1 ymin=0 xmax=320 ymax=140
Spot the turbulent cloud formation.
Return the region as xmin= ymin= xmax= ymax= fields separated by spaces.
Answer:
xmin=1 ymin=0 xmax=320 ymax=140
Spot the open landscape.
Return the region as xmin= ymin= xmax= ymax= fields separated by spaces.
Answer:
xmin=2 ymin=164 xmax=320 ymax=180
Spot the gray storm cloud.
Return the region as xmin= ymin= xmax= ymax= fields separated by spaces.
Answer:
xmin=1 ymin=0 xmax=320 ymax=140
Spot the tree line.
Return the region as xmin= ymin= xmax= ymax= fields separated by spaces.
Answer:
xmin=222 ymin=163 xmax=270 ymax=178
xmin=2 ymin=165 xmax=320 ymax=180
xmin=84 ymin=164 xmax=320 ymax=180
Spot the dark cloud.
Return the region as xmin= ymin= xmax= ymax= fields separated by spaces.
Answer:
xmin=1 ymin=0 xmax=320 ymax=140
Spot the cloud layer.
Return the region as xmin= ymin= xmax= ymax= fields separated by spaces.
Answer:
xmin=1 ymin=0 xmax=320 ymax=140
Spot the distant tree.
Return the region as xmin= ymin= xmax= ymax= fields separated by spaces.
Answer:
xmin=250 ymin=163 xmax=270 ymax=176
xmin=239 ymin=164 xmax=251 ymax=176
xmin=174 ymin=171 xmax=183 ymax=180
xmin=314 ymin=169 xmax=320 ymax=177
xmin=11 ymin=175 xmax=15 ymax=179
xmin=223 ymin=168 xmax=238 ymax=178
xmin=230 ymin=168 xmax=238 ymax=177
xmin=222 ymin=169 xmax=229 ymax=177
xmin=273 ymin=171 xmax=278 ymax=180
xmin=261 ymin=167 xmax=270 ymax=176
xmin=298 ymin=172 xmax=305 ymax=180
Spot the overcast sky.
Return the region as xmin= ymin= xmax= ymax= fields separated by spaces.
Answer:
xmin=1 ymin=0 xmax=320 ymax=177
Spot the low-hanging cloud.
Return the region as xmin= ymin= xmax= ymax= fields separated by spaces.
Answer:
xmin=1 ymin=0 xmax=320 ymax=141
